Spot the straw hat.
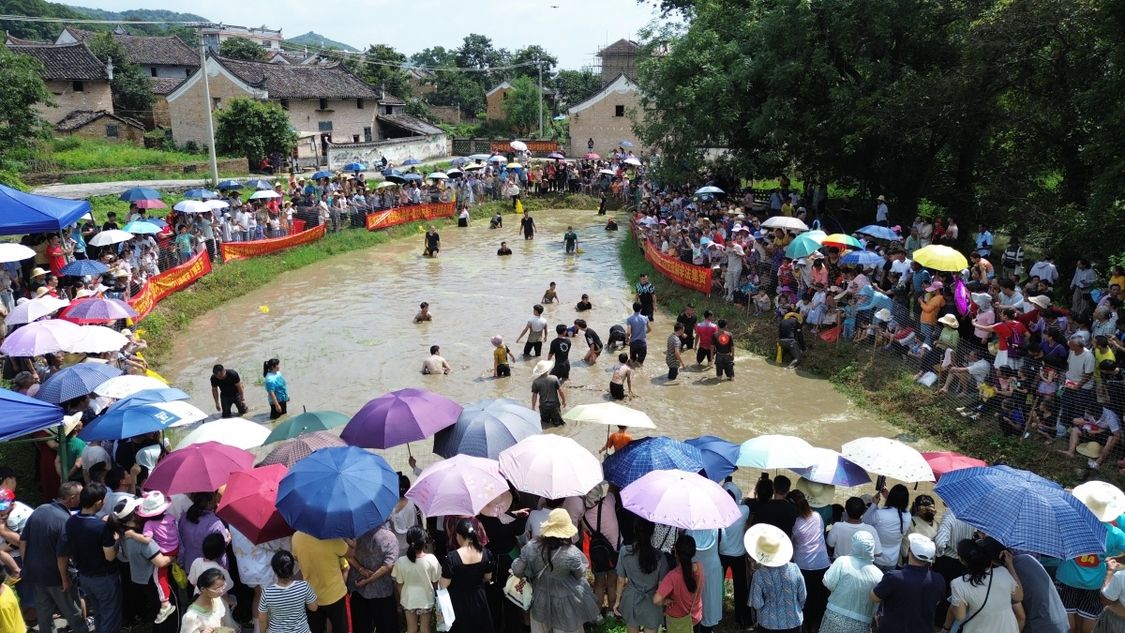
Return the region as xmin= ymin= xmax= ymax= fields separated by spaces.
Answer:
xmin=531 ymin=359 xmax=555 ymax=378
xmin=743 ymin=523 xmax=793 ymax=567
xmin=136 ymin=490 xmax=172 ymax=518
xmin=540 ymin=508 xmax=577 ymax=539
xmin=877 ymin=195 xmax=886 ymax=202
xmin=34 ymin=286 xmax=50 ymax=298
xmin=1073 ymin=481 xmax=1125 ymax=522
xmin=796 ymin=478 xmax=836 ymax=507
xmin=1076 ymin=442 xmax=1103 ymax=460
xmin=61 ymin=412 xmax=83 ymax=437
xmin=938 ymin=314 xmax=959 ymax=329
xmin=1028 ymin=295 xmax=1052 ymax=310
xmin=74 ymin=288 xmax=95 ymax=299
xmin=30 ymin=267 xmax=47 ymax=278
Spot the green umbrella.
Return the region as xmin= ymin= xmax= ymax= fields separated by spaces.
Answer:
xmin=264 ymin=410 xmax=350 ymax=444
xmin=785 ymin=230 xmax=827 ymax=258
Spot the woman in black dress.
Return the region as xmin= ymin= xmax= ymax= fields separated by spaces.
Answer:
xmin=439 ymin=519 xmax=493 ymax=632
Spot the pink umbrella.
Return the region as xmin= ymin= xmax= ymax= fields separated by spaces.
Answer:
xmin=406 ymin=455 xmax=509 ymax=517
xmin=341 ymin=388 xmax=462 ymax=450
xmin=258 ymin=431 xmax=345 ymax=468
xmin=922 ymin=451 xmax=987 ymax=479
xmin=621 ymin=469 xmax=741 ymax=529
xmin=58 ymin=298 xmax=138 ymax=324
xmin=498 ymin=435 xmax=603 ymax=499
xmin=133 ymin=199 xmax=166 ymax=209
xmin=0 ymin=319 xmax=82 ymax=356
xmin=144 ymin=441 xmax=254 ymax=495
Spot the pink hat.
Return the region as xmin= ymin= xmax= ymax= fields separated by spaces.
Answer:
xmin=925 ymin=281 xmax=944 ymax=292
xmin=135 ymin=490 xmax=171 ymax=518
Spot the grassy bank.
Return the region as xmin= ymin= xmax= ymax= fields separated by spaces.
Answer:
xmin=617 ymin=231 xmax=1104 ymax=487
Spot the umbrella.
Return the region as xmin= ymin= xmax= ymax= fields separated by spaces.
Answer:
xmin=406 ymin=455 xmax=509 ymax=517
xmin=498 ymin=435 xmax=603 ymax=498
xmin=93 ymin=374 xmax=167 ymax=399
xmin=121 ymin=221 xmax=161 ymax=235
xmin=841 ymin=250 xmax=885 ymax=267
xmin=621 ymin=470 xmax=741 ymax=530
xmin=133 ymin=199 xmax=166 ymax=210
xmin=264 ymin=410 xmax=349 ymax=444
xmin=34 ymin=362 xmax=121 ymax=404
xmin=446 ymin=168 xmax=463 ymax=177
xmin=623 ymin=157 xmax=642 ymax=166
xmin=173 ymin=200 xmax=210 ymax=214
xmin=403 ymin=173 xmax=423 ymax=182
xmin=88 ymin=230 xmax=133 ymax=247
xmin=216 ymin=464 xmax=293 ymax=545
xmin=468 ymin=153 xmax=491 ymax=161
xmin=203 ymin=200 xmax=229 ymax=211
xmin=463 ymin=164 xmax=483 ymax=171
xmin=584 ymin=152 xmax=600 ymax=160
xmin=433 ymin=398 xmax=540 ymax=459
xmin=119 ymin=187 xmax=162 ymax=202
xmin=0 ymin=388 xmax=64 ymax=441
xmin=144 ymin=442 xmax=254 ymax=495
xmin=619 ymin=140 xmax=634 ymax=148
xmin=60 ymin=259 xmax=109 ymax=277
xmin=78 ymin=401 xmax=184 ymax=441
xmin=547 ymin=152 xmax=565 ymax=160
xmin=694 ymin=186 xmax=724 ymax=196
xmin=913 ymin=245 xmax=969 ymax=272
xmin=216 ymin=179 xmax=243 ymax=190
xmin=841 ymin=437 xmax=934 ymax=482
xmin=684 ymin=435 xmax=740 ymax=482
xmin=761 ymin=216 xmax=809 ymax=231
xmin=342 ymin=388 xmax=462 ymax=449
xmin=599 ymin=169 xmax=616 ymax=176
xmin=784 ymin=231 xmax=827 ymax=259
xmin=736 ymin=435 xmax=817 ymax=469
xmin=507 ymin=163 xmax=523 ymax=170
xmin=139 ymin=217 xmax=167 ymax=229
xmin=276 ymin=446 xmax=399 ymax=539
xmin=510 ymin=140 xmax=528 ymax=151
xmin=375 ymin=181 xmax=398 ymax=189
xmin=488 ymin=155 xmax=507 ymax=163
xmin=245 ymin=179 xmax=274 ymax=190
xmin=182 ymin=188 xmax=219 ymax=200
xmin=934 ymin=466 xmax=1106 ymax=558
xmin=428 ymin=172 xmax=449 ymax=180
xmin=922 ymin=451 xmax=987 ymax=479
xmin=856 ymin=225 xmax=900 ymax=241
xmin=109 ymin=387 xmax=190 ymax=407
xmin=249 ymin=190 xmax=281 ymax=200
xmin=342 ymin=162 xmax=367 ymax=173
xmin=402 ymin=158 xmax=422 ymax=166
xmin=822 ymin=233 xmax=863 ymax=250
xmin=174 ymin=418 xmax=270 ymax=451
xmin=58 ymin=297 xmax=138 ymax=324
xmin=991 ymin=464 xmax=1062 ymax=489
xmin=145 ymin=400 xmax=207 ymax=426
xmin=602 ymin=436 xmax=705 ymax=488
xmin=0 ymin=319 xmax=83 ymax=356
xmin=384 ymin=173 xmax=406 ymax=184
xmin=64 ymin=325 xmax=128 ymax=353
xmin=790 ymin=447 xmax=871 ymax=487
xmin=259 ymin=431 xmax=346 ymax=467
xmin=4 ymin=296 xmax=70 ymax=325
xmin=0 ymin=243 xmax=35 ymax=263
xmin=562 ymin=402 xmax=657 ymax=429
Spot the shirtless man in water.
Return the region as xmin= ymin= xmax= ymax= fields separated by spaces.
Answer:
xmin=414 ymin=302 xmax=432 ymax=323
xmin=609 ymin=353 xmax=635 ymax=400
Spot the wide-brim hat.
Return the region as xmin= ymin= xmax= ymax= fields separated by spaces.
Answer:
xmin=796 ymin=477 xmax=836 ymax=507
xmin=34 ymin=286 xmax=50 ymax=298
xmin=938 ymin=314 xmax=959 ymax=328
xmin=532 ymin=359 xmax=555 ymax=378
xmin=61 ymin=412 xmax=83 ymax=436
xmin=1028 ymin=295 xmax=1052 ymax=309
xmin=540 ymin=507 xmax=577 ymax=539
xmin=136 ymin=490 xmax=172 ymax=518
xmin=877 ymin=195 xmax=886 ymax=202
xmin=744 ymin=523 xmax=793 ymax=567
xmin=1076 ymin=442 xmax=1103 ymax=460
xmin=1073 ymin=480 xmax=1125 ymax=522
xmin=30 ymin=267 xmax=48 ymax=278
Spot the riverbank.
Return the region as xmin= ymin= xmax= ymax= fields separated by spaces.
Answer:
xmin=617 ymin=231 xmax=1105 ymax=488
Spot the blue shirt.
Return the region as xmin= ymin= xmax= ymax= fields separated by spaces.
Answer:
xmin=1056 ymin=523 xmax=1125 ymax=590
xmin=749 ymin=562 xmax=806 ymax=630
xmin=264 ymin=372 xmax=288 ymax=403
xmin=718 ymin=505 xmax=750 ymax=557
xmin=626 ymin=313 xmax=649 ymax=342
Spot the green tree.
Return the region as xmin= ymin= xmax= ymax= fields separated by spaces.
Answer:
xmin=427 ymin=70 xmax=485 ymax=117
xmin=411 ymin=46 xmax=455 ymax=68
xmin=358 ymin=44 xmax=412 ymax=98
xmin=219 ymin=37 xmax=266 ymax=61
xmin=214 ymin=97 xmax=296 ymax=166
xmin=0 ymin=46 xmax=51 ymax=159
xmin=503 ymin=76 xmax=543 ymax=136
xmin=554 ymin=69 xmax=601 ymax=111
xmin=87 ymin=32 xmax=154 ymax=123
xmin=509 ymin=45 xmax=557 ymax=82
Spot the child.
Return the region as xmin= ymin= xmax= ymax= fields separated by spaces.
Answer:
xmin=841 ymin=296 xmax=859 ymax=340
xmin=1029 ymin=399 xmax=1057 ymax=440
xmin=187 ymin=533 xmax=234 ymax=598
xmin=129 ymin=491 xmax=179 ymax=623
xmin=491 ymin=335 xmax=514 ymax=378
xmin=609 ymin=353 xmax=634 ymax=401
xmin=391 ymin=527 xmax=441 ymax=633
xmin=997 ymin=398 xmax=1026 ymax=437
xmin=599 ymin=425 xmax=632 ymax=455
xmin=752 ymin=287 xmax=773 ymax=316
xmin=258 ymin=550 xmax=317 ymax=633
xmin=0 ymin=568 xmax=24 ymax=633
xmin=542 ymin=282 xmax=559 ymax=304
xmin=575 ymin=294 xmax=592 ymax=312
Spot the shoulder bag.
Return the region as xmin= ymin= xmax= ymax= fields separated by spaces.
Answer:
xmin=503 ymin=548 xmax=551 ymax=611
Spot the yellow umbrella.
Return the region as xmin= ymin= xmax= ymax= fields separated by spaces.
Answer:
xmin=913 ymin=244 xmax=969 ymax=272
xmin=822 ymin=233 xmax=863 ymax=250
xmin=375 ymin=181 xmax=398 ymax=189
xmin=507 ymin=162 xmax=523 ymax=169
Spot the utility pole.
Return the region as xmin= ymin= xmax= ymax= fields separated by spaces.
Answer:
xmin=537 ymin=62 xmax=543 ymax=139
xmin=200 ymin=37 xmax=220 ymax=183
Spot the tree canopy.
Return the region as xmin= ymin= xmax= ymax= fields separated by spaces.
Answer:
xmin=219 ymin=37 xmax=267 ymax=61
xmin=358 ymin=44 xmax=412 ymax=99
xmin=214 ymin=97 xmax=296 ymax=166
xmin=87 ymin=31 xmax=154 ymax=123
xmin=503 ymin=76 xmax=543 ymax=136
xmin=0 ymin=46 xmax=51 ymax=160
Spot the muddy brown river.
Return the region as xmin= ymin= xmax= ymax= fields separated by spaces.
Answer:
xmin=165 ymin=209 xmax=935 ymax=495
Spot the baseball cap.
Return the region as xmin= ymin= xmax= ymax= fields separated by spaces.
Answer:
xmin=0 ymin=489 xmax=13 ymax=513
xmin=907 ymin=533 xmax=936 ymax=563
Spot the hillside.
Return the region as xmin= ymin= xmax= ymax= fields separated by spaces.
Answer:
xmin=0 ymin=0 xmax=207 ymax=42
xmin=64 ymin=6 xmax=208 ymax=22
xmin=285 ymin=31 xmax=358 ymax=52
xmin=0 ymin=0 xmax=86 ymax=41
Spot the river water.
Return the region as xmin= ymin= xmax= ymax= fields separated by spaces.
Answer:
xmin=165 ymin=209 xmax=931 ymax=493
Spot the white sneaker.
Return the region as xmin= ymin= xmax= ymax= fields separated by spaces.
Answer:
xmin=154 ymin=603 xmax=175 ymax=624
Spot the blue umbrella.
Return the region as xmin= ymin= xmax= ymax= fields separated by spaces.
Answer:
xmin=403 ymin=173 xmax=423 ymax=182
xmin=856 ymin=225 xmax=900 ymax=241
xmin=245 ymin=179 xmax=274 ymax=190
xmin=432 ymin=398 xmax=541 ymax=459
xmin=384 ymin=173 xmax=406 ymax=184
xmin=35 ymin=363 xmax=122 ymax=404
xmin=685 ymin=436 xmax=740 ymax=482
xmin=182 ymin=188 xmax=219 ymax=200
xmin=111 ymin=387 xmax=190 ymax=407
xmin=60 ymin=259 xmax=109 ymax=277
xmin=311 ymin=171 xmax=332 ymax=180
xmin=276 ymin=446 xmax=399 ymax=539
xmin=785 ymin=231 xmax=827 ymax=259
xmin=401 ymin=158 xmax=421 ymax=166
xmin=934 ymin=466 xmax=1106 ymax=558
xmin=603 ymin=436 xmax=705 ymax=488
xmin=78 ymin=401 xmax=183 ymax=441
xmin=216 ymin=179 xmax=243 ymax=190
xmin=0 ymin=388 xmax=64 ymax=441
xmin=118 ymin=187 xmax=161 ymax=202
xmin=122 ymin=221 xmax=162 ymax=235
xmin=694 ymin=185 xmax=724 ymax=196
xmin=990 ymin=464 xmax=1063 ymax=489
xmin=619 ymin=140 xmax=634 ymax=148
xmin=342 ymin=162 xmax=366 ymax=172
xmin=841 ymin=250 xmax=885 ymax=267
xmin=790 ymin=448 xmax=871 ymax=487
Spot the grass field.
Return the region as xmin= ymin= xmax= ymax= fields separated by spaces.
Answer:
xmin=40 ymin=137 xmax=209 ymax=171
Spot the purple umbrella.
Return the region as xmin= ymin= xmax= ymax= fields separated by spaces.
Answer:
xmin=58 ymin=298 xmax=138 ymax=324
xmin=0 ymin=319 xmax=83 ymax=356
xmin=341 ymin=388 xmax=463 ymax=450
xmin=405 ymin=455 xmax=509 ymax=517
xmin=621 ymin=469 xmax=741 ymax=529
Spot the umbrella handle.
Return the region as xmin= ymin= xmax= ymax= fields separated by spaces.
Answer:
xmin=407 ymin=443 xmax=413 ymax=458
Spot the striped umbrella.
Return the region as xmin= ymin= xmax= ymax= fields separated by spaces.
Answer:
xmin=258 ymin=431 xmax=346 ymax=468
xmin=603 ymin=436 xmax=704 ymax=488
xmin=34 ymin=363 xmax=121 ymax=404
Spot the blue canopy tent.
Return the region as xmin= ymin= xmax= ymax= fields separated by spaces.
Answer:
xmin=0 ymin=388 xmax=64 ymax=441
xmin=0 ymin=185 xmax=91 ymax=236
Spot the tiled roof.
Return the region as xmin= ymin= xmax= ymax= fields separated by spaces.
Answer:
xmin=150 ymin=76 xmax=185 ymax=95
xmin=5 ymin=34 xmax=47 ymax=45
xmin=598 ymin=39 xmax=639 ymax=56
xmin=55 ymin=109 xmax=143 ymax=132
xmin=216 ymin=56 xmax=378 ymax=99
xmin=62 ymin=27 xmax=198 ymax=68
xmin=377 ymin=113 xmax=443 ymax=136
xmin=7 ymin=42 xmax=108 ymax=80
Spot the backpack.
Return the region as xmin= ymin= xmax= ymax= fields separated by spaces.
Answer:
xmin=583 ymin=500 xmax=617 ymax=573
xmin=1008 ymin=325 xmax=1028 ymax=358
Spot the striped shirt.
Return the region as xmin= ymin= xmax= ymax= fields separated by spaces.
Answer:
xmin=258 ymin=580 xmax=316 ymax=633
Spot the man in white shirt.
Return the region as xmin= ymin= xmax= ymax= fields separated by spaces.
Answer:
xmin=1028 ymin=256 xmax=1059 ymax=287
xmin=827 ymin=497 xmax=882 ymax=560
xmin=975 ymin=224 xmax=993 ymax=257
xmin=997 ymin=279 xmax=1024 ymax=308
xmin=875 ymin=195 xmax=889 ymax=226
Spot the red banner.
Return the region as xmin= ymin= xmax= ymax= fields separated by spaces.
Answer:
xmin=633 ymin=222 xmax=712 ymax=295
xmin=490 ymin=140 xmax=559 ymax=155
xmin=220 ymin=225 xmax=327 ymax=263
xmin=128 ymin=249 xmax=212 ymax=321
xmin=365 ymin=203 xmax=455 ymax=231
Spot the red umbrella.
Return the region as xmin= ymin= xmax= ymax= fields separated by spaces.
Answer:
xmin=584 ymin=152 xmax=600 ymax=160
xmin=144 ymin=442 xmax=254 ymax=494
xmin=133 ymin=199 xmax=167 ymax=209
xmin=216 ymin=464 xmax=293 ymax=544
xmin=922 ymin=451 xmax=987 ymax=478
xmin=258 ymin=430 xmax=345 ymax=468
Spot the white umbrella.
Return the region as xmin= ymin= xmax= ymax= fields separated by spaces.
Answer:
xmin=510 ymin=140 xmax=528 ymax=151
xmin=841 ymin=437 xmax=935 ymax=483
xmin=174 ymin=417 xmax=269 ymax=450
xmin=89 ymin=230 xmax=134 ymax=247
xmin=65 ymin=326 xmax=128 ymax=353
xmin=0 ymin=243 xmax=36 ymax=263
xmin=94 ymin=374 xmax=167 ymax=399
xmin=761 ymin=216 xmax=809 ymax=232
xmin=623 ymin=157 xmax=642 ymax=166
xmin=4 ymin=296 xmax=70 ymax=325
xmin=159 ymin=401 xmax=209 ymax=427
xmin=737 ymin=434 xmax=817 ymax=469
xmin=599 ymin=169 xmax=616 ymax=176
xmin=203 ymin=200 xmax=229 ymax=210
xmin=173 ymin=200 xmax=210 ymax=214
xmin=427 ymin=172 xmax=449 ymax=180
xmin=562 ymin=402 xmax=656 ymax=429
xmin=248 ymin=190 xmax=281 ymax=200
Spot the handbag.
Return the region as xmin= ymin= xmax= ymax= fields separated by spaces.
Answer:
xmin=435 ymin=588 xmax=455 ymax=631
xmin=503 ymin=550 xmax=550 ymax=611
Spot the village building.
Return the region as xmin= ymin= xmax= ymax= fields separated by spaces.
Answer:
xmin=485 ymin=80 xmax=512 ymax=121
xmin=54 ymin=109 xmax=145 ymax=144
xmin=6 ymin=41 xmax=114 ymax=126
xmin=201 ymin=24 xmax=283 ymax=52
xmin=567 ymin=39 xmax=644 ymax=157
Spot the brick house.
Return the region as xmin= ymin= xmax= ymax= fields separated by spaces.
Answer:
xmin=55 ymin=109 xmax=145 ymax=144
xmin=485 ymin=81 xmax=511 ymax=121
xmin=7 ymin=42 xmax=113 ymax=125
xmin=567 ymin=74 xmax=643 ymax=157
